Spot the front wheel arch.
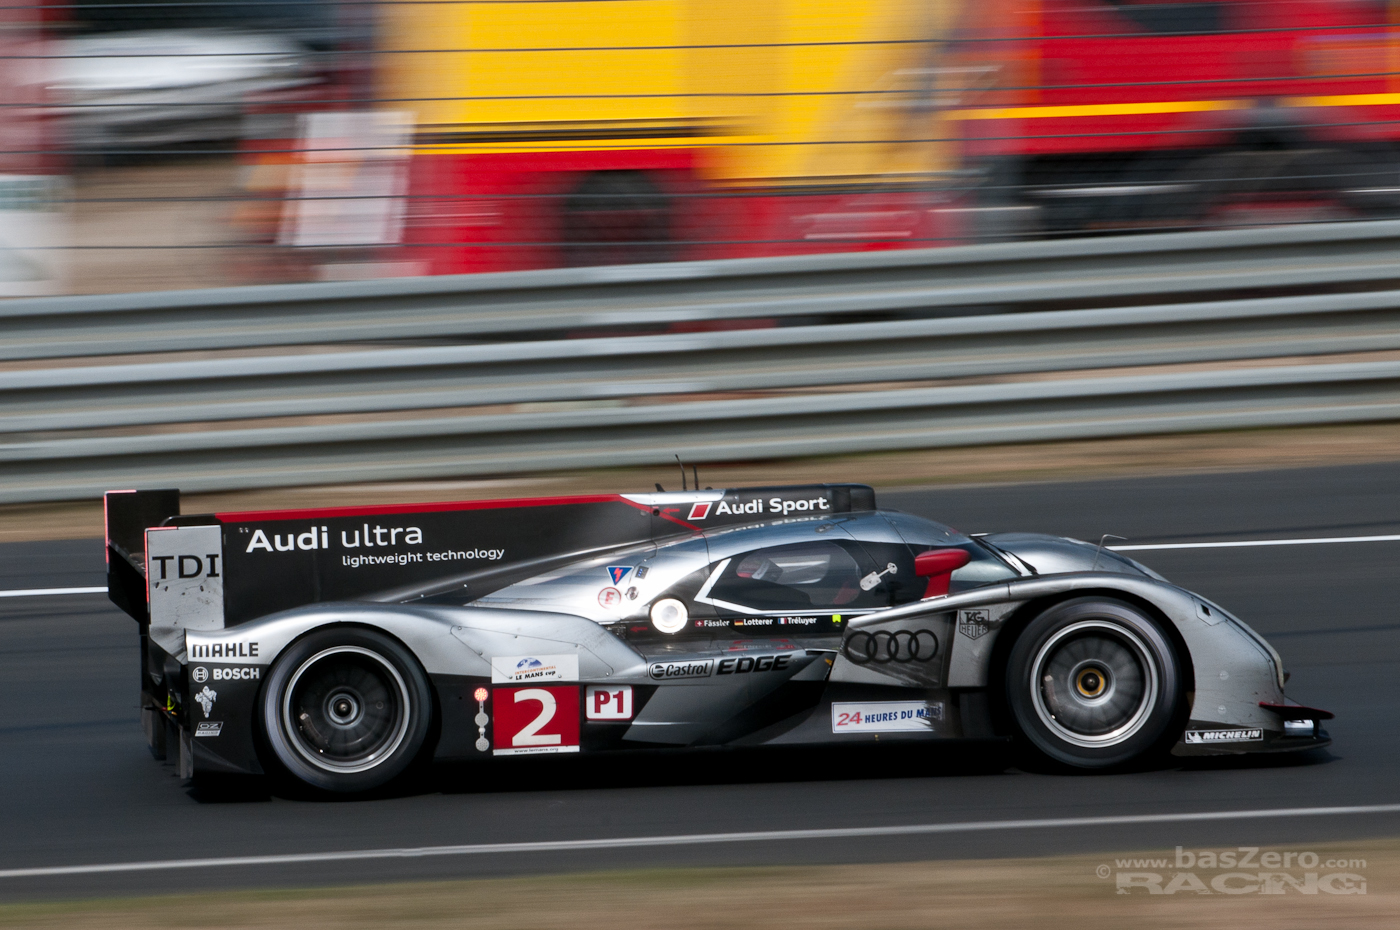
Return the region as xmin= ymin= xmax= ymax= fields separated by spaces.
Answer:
xmin=989 ymin=592 xmax=1191 ymax=768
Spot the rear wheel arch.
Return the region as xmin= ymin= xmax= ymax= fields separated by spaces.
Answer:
xmin=254 ymin=622 xmax=439 ymax=793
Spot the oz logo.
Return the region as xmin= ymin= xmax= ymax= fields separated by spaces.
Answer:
xmin=191 ymin=666 xmax=209 ymax=683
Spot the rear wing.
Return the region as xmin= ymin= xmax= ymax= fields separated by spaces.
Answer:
xmin=105 ymin=483 xmax=876 ymax=631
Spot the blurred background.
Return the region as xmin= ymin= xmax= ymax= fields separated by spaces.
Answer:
xmin=8 ymin=0 xmax=1400 ymax=296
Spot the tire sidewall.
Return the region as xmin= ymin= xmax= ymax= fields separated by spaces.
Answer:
xmin=260 ymin=627 xmax=432 ymax=793
xmin=1006 ymin=598 xmax=1181 ymax=769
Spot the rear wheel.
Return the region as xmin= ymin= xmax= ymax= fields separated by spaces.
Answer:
xmin=261 ymin=628 xmax=432 ymax=793
xmin=1006 ymin=598 xmax=1181 ymax=769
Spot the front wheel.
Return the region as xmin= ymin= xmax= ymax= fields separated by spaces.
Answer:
xmin=261 ymin=628 xmax=432 ymax=793
xmin=1006 ymin=598 xmax=1182 ymax=769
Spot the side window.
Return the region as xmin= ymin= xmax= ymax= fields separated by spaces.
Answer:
xmin=702 ymin=541 xmax=887 ymax=612
xmin=947 ymin=545 xmax=1019 ymax=593
xmin=880 ymin=514 xmax=1019 ymax=596
xmin=848 ymin=541 xmax=924 ymax=606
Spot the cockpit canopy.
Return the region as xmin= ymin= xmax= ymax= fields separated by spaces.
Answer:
xmin=417 ymin=511 xmax=1022 ymax=637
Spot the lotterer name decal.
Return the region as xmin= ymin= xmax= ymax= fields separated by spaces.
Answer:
xmin=1184 ymin=728 xmax=1263 ymax=744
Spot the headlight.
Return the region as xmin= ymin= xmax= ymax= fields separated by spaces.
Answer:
xmin=650 ymin=599 xmax=688 ymax=634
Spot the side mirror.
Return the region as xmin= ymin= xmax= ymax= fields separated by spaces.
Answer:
xmin=914 ymin=548 xmax=971 ymax=598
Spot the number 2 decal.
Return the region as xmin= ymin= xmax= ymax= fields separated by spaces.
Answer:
xmin=512 ymin=689 xmax=561 ymax=746
xmin=492 ymin=686 xmax=580 ymax=756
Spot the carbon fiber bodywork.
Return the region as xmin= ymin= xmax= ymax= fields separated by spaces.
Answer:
xmin=105 ymin=484 xmax=1329 ymax=781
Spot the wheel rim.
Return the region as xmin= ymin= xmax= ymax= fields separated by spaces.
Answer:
xmin=1029 ymin=620 xmax=1159 ymax=749
xmin=281 ymin=646 xmax=411 ymax=774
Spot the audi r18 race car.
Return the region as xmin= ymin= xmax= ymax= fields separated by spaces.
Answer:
xmin=104 ymin=483 xmax=1331 ymax=793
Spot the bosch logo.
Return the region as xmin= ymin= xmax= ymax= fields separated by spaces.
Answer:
xmin=191 ymin=666 xmax=209 ymax=683
xmin=211 ymin=667 xmax=261 ymax=681
xmin=844 ymin=629 xmax=939 ymax=664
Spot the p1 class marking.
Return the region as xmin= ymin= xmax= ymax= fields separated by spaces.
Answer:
xmin=3 ymin=803 xmax=1400 ymax=879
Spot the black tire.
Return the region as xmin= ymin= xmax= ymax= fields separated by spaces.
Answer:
xmin=260 ymin=628 xmax=432 ymax=793
xmin=1005 ymin=598 xmax=1182 ymax=769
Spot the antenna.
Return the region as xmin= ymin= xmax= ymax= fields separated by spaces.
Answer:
xmin=675 ymin=455 xmax=687 ymax=491
xmin=1093 ymin=534 xmax=1126 ymax=571
xmin=692 ymin=464 xmax=699 ymax=491
xmin=655 ymin=483 xmax=665 ymax=492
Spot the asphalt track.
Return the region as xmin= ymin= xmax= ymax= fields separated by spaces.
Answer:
xmin=1 ymin=461 xmax=1398 ymax=901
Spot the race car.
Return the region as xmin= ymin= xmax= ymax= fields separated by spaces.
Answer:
xmin=104 ymin=482 xmax=1331 ymax=793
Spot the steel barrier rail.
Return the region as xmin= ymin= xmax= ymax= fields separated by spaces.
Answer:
xmin=6 ymin=218 xmax=1400 ymax=361
xmin=8 ymin=220 xmax=1400 ymax=502
xmin=7 ymin=287 xmax=1400 ymax=434
xmin=7 ymin=359 xmax=1400 ymax=504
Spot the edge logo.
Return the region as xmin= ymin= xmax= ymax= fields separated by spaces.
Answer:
xmin=716 ymin=654 xmax=792 ymax=675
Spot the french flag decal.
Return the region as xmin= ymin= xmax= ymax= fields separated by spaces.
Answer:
xmin=688 ymin=502 xmax=712 ymax=520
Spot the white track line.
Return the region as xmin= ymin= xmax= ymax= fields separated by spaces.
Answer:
xmin=3 ymin=803 xmax=1399 ymax=880
xmin=0 ymin=586 xmax=105 ymax=599
xmin=1113 ymin=534 xmax=1400 ymax=551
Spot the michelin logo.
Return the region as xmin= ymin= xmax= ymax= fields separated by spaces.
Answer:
xmin=1185 ymin=728 xmax=1263 ymax=744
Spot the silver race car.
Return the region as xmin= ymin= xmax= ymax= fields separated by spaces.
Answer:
xmin=104 ymin=482 xmax=1330 ymax=793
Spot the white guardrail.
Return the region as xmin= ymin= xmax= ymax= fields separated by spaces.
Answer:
xmin=5 ymin=220 xmax=1400 ymax=503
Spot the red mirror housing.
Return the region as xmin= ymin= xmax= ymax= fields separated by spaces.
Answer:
xmin=914 ymin=548 xmax=971 ymax=598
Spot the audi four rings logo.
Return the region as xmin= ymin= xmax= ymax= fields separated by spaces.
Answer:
xmin=844 ymin=630 xmax=939 ymax=663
